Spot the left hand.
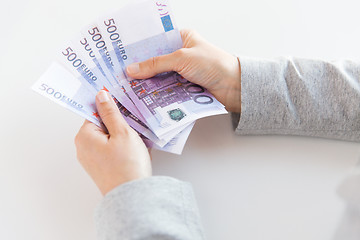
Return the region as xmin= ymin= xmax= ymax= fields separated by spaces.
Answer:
xmin=126 ymin=29 xmax=241 ymax=112
xmin=75 ymin=90 xmax=152 ymax=195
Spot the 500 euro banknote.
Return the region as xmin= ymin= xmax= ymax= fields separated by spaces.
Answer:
xmin=32 ymin=62 xmax=192 ymax=153
xmin=97 ymin=0 xmax=227 ymax=137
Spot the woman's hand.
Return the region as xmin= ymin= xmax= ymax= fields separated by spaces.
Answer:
xmin=75 ymin=90 xmax=152 ymax=195
xmin=126 ymin=29 xmax=241 ymax=112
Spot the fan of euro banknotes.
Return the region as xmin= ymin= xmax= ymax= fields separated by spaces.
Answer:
xmin=32 ymin=0 xmax=227 ymax=154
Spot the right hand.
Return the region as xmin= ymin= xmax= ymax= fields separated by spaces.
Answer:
xmin=126 ymin=29 xmax=242 ymax=112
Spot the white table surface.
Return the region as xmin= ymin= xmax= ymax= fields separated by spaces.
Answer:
xmin=1 ymin=0 xmax=360 ymax=239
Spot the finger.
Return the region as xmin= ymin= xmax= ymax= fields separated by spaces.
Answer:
xmin=95 ymin=90 xmax=130 ymax=137
xmin=75 ymin=120 xmax=106 ymax=146
xmin=180 ymin=29 xmax=202 ymax=47
xmin=126 ymin=49 xmax=186 ymax=79
xmin=81 ymin=119 xmax=99 ymax=131
xmin=180 ymin=29 xmax=192 ymax=41
xmin=80 ymin=120 xmax=106 ymax=135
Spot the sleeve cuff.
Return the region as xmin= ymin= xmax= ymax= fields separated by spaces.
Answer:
xmin=94 ymin=176 xmax=204 ymax=240
xmin=233 ymin=56 xmax=290 ymax=134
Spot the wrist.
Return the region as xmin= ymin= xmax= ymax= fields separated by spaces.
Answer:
xmin=223 ymin=56 xmax=241 ymax=112
xmin=208 ymin=53 xmax=241 ymax=112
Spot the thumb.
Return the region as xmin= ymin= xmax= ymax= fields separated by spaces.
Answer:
xmin=95 ymin=90 xmax=129 ymax=136
xmin=126 ymin=49 xmax=185 ymax=79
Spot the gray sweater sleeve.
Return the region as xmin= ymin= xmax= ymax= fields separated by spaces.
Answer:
xmin=93 ymin=57 xmax=360 ymax=240
xmin=94 ymin=176 xmax=205 ymax=240
xmin=233 ymin=57 xmax=360 ymax=141
xmin=234 ymin=57 xmax=360 ymax=239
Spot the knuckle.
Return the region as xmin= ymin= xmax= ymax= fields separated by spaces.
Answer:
xmin=181 ymin=29 xmax=202 ymax=47
xmin=74 ymin=135 xmax=83 ymax=163
xmin=150 ymin=56 xmax=158 ymax=69
xmin=113 ymin=125 xmax=134 ymax=139
xmin=74 ymin=132 xmax=82 ymax=147
xmin=75 ymin=151 xmax=82 ymax=163
xmin=181 ymin=28 xmax=194 ymax=38
xmin=186 ymin=28 xmax=197 ymax=36
xmin=117 ymin=125 xmax=131 ymax=137
xmin=172 ymin=49 xmax=189 ymax=72
xmin=174 ymin=48 xmax=186 ymax=58
xmin=101 ymin=108 xmax=118 ymax=121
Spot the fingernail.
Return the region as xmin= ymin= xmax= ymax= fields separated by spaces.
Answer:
xmin=127 ymin=63 xmax=140 ymax=75
xmin=97 ymin=90 xmax=110 ymax=103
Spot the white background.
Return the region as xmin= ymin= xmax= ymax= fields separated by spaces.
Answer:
xmin=1 ymin=0 xmax=360 ymax=239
